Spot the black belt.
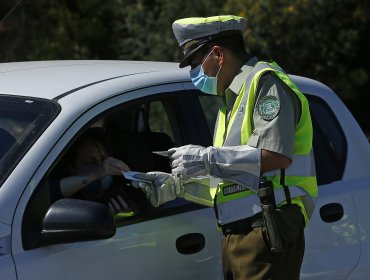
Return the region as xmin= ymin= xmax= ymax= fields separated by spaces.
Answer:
xmin=220 ymin=212 xmax=264 ymax=235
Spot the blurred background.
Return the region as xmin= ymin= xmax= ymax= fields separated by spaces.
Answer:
xmin=1 ymin=0 xmax=369 ymax=137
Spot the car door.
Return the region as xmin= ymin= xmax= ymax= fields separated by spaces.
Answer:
xmin=301 ymin=95 xmax=361 ymax=279
xmin=11 ymin=82 xmax=222 ymax=280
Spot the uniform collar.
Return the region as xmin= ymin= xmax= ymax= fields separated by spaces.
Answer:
xmin=227 ymin=56 xmax=259 ymax=96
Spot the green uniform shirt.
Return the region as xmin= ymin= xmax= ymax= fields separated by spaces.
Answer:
xmin=225 ymin=58 xmax=300 ymax=159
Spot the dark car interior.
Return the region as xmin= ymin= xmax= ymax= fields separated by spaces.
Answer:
xmin=105 ymin=102 xmax=175 ymax=174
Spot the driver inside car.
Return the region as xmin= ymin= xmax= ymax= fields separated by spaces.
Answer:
xmin=51 ymin=127 xmax=138 ymax=216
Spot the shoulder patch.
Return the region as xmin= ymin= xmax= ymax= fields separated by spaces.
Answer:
xmin=257 ymin=96 xmax=280 ymax=121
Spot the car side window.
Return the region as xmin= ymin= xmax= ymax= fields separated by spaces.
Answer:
xmin=148 ymin=100 xmax=174 ymax=142
xmin=105 ymin=96 xmax=196 ymax=223
xmin=307 ymin=95 xmax=347 ymax=185
xmin=106 ymin=99 xmax=175 ymax=174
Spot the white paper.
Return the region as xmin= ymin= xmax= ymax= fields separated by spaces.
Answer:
xmin=152 ymin=150 xmax=170 ymax=157
xmin=121 ymin=171 xmax=152 ymax=183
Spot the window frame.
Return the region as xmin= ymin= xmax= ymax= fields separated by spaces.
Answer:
xmin=306 ymin=94 xmax=348 ymax=185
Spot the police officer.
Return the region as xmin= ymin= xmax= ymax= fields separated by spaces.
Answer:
xmin=134 ymin=15 xmax=318 ymax=279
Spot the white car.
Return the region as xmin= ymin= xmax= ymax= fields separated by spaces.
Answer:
xmin=0 ymin=60 xmax=369 ymax=280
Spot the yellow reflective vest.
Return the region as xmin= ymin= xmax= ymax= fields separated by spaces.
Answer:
xmin=212 ymin=61 xmax=318 ymax=224
xmin=181 ymin=61 xmax=318 ymax=225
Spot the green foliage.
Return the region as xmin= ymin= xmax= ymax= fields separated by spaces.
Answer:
xmin=222 ymin=0 xmax=370 ymax=135
xmin=113 ymin=0 xmax=224 ymax=62
xmin=0 ymin=0 xmax=119 ymax=60
xmin=0 ymin=0 xmax=224 ymax=62
xmin=0 ymin=0 xmax=369 ymax=135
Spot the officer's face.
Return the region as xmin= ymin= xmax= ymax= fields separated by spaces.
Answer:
xmin=190 ymin=47 xmax=221 ymax=78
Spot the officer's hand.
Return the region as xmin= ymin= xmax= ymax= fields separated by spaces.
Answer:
xmin=131 ymin=172 xmax=182 ymax=207
xmin=169 ymin=145 xmax=208 ymax=180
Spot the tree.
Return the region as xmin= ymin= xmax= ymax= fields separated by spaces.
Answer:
xmin=223 ymin=0 xmax=370 ymax=135
xmin=0 ymin=0 xmax=119 ymax=61
xmin=1 ymin=0 xmax=369 ymax=135
xmin=0 ymin=0 xmax=224 ymax=62
xmin=113 ymin=0 xmax=225 ymax=62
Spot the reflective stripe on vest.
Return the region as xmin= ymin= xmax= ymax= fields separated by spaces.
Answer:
xmin=182 ymin=177 xmax=216 ymax=207
xmin=216 ymin=184 xmax=312 ymax=225
xmin=213 ymin=61 xmax=318 ymax=224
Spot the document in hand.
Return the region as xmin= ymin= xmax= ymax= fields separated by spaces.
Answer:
xmin=121 ymin=171 xmax=152 ymax=183
xmin=152 ymin=150 xmax=171 ymax=157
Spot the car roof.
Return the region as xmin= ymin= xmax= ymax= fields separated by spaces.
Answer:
xmin=0 ymin=60 xmax=185 ymax=100
xmin=0 ymin=60 xmax=334 ymax=101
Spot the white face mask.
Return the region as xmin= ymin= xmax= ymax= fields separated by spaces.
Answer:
xmin=189 ymin=51 xmax=222 ymax=95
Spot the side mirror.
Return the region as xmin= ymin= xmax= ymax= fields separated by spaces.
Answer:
xmin=41 ymin=198 xmax=116 ymax=245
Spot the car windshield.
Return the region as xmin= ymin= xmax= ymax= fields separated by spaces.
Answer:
xmin=0 ymin=95 xmax=60 ymax=187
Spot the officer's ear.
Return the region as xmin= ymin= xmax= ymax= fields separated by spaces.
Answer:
xmin=211 ymin=45 xmax=224 ymax=65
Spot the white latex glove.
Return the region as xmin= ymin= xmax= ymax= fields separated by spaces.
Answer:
xmin=132 ymin=172 xmax=183 ymax=207
xmin=169 ymin=145 xmax=209 ymax=180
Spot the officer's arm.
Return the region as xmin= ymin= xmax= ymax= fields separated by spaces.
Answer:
xmin=249 ymin=72 xmax=299 ymax=173
xmin=261 ymin=150 xmax=290 ymax=172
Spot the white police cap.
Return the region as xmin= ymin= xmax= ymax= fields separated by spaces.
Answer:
xmin=172 ymin=15 xmax=247 ymax=68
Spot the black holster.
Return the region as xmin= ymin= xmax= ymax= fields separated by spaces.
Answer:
xmin=257 ymin=180 xmax=284 ymax=253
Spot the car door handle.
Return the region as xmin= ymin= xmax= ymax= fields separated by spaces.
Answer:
xmin=176 ymin=233 xmax=205 ymax=255
xmin=320 ymin=203 xmax=344 ymax=223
